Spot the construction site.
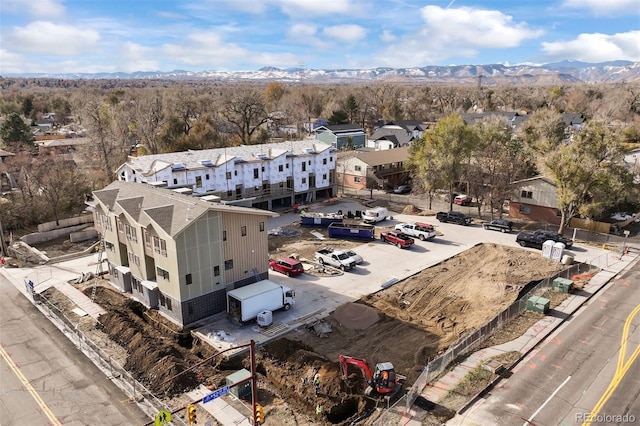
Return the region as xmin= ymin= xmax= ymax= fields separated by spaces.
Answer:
xmin=33 ymin=214 xmax=570 ymax=426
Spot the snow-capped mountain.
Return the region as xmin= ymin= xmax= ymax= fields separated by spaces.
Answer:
xmin=5 ymin=61 xmax=639 ymax=84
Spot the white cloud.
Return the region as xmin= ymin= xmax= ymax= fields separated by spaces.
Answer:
xmin=372 ymin=5 xmax=543 ymax=67
xmin=381 ymin=30 xmax=396 ymax=43
xmin=288 ymin=23 xmax=317 ymax=38
xmin=119 ymin=42 xmax=160 ymax=72
xmin=322 ymin=25 xmax=366 ymax=43
xmin=161 ymin=30 xmax=299 ymax=69
xmin=0 ymin=48 xmax=25 ymax=74
xmin=542 ymin=31 xmax=640 ymax=62
xmin=561 ymin=0 xmax=638 ymax=15
xmin=5 ymin=21 xmax=100 ymax=55
xmin=276 ymin=0 xmax=355 ymax=16
xmin=1 ymin=0 xmax=65 ymax=19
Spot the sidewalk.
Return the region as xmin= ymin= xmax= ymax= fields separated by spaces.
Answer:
xmin=421 ymin=252 xmax=639 ymax=411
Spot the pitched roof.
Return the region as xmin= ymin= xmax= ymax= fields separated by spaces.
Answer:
xmin=92 ymin=181 xmax=277 ymax=237
xmin=511 ymin=175 xmax=556 ymax=187
xmin=369 ymin=128 xmax=414 ymax=146
xmin=121 ymin=139 xmax=333 ymax=176
xmin=345 ymin=147 xmax=410 ymax=167
xmin=322 ymin=124 xmax=365 ymax=133
xmin=383 ymin=120 xmax=429 ymax=132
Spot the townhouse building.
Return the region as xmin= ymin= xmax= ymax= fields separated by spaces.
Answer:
xmin=337 ymin=147 xmax=410 ymax=192
xmin=90 ymin=180 xmax=277 ymax=327
xmin=116 ymin=140 xmax=337 ymax=210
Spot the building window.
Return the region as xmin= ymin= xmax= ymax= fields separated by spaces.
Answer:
xmin=330 ymin=156 xmax=333 ymax=161
xmin=105 ymin=241 xmax=115 ymax=252
xmin=227 ymin=190 xmax=233 ymax=197
xmin=206 ymin=174 xmax=210 ymax=180
xmin=323 ymin=174 xmax=327 ymax=180
xmin=225 ymin=259 xmax=234 ymax=270
xmin=214 ymin=266 xmax=220 ymax=276
xmin=124 ymin=224 xmax=137 ymax=242
xmin=261 ymin=166 xmax=265 ymax=172
xmin=223 ymin=230 xmax=227 ymax=241
xmin=355 ymin=165 xmax=362 ymax=172
xmin=302 ymin=177 xmax=307 ymax=184
xmin=173 ymin=178 xmax=178 ymax=185
xmin=153 ymin=236 xmax=167 ymax=256
xmin=117 ymin=219 xmax=124 ymax=232
xmin=234 ymin=170 xmax=238 ymax=176
xmin=241 ymin=226 xmax=247 ymax=236
xmin=308 ymin=160 xmax=311 ymax=165
xmin=260 ymin=222 xmax=265 ymax=232
xmin=143 ymin=230 xmax=152 ymax=249
xmin=279 ymin=182 xmax=284 ymax=188
xmin=521 ymin=190 xmax=533 ymax=199
xmin=159 ymin=293 xmax=166 ymax=307
xmin=279 ymin=165 xmax=284 ymax=172
xmin=157 ymin=267 xmax=169 ymax=280
xmin=354 ymin=177 xmax=361 ymax=183
xmin=519 ymin=205 xmax=531 ymax=214
xmin=323 ymin=158 xmax=327 ymax=165
xmin=186 ymin=273 xmax=192 ymax=285
xmin=254 ymin=168 xmax=259 ymax=179
xmin=226 ymin=171 xmax=232 ymax=180
xmin=302 ymin=162 xmax=306 ymax=172
xmin=286 ymin=163 xmax=289 ymax=169
xmin=195 ymin=176 xmax=202 ymax=188
xmin=166 ymin=298 xmax=172 ymax=311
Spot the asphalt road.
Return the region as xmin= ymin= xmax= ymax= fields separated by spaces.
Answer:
xmin=452 ymin=260 xmax=640 ymax=426
xmin=0 ymin=274 xmax=148 ymax=426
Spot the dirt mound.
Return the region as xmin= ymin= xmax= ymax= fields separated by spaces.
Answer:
xmin=332 ymin=303 xmax=380 ymax=329
xmin=90 ymin=287 xmax=222 ymax=396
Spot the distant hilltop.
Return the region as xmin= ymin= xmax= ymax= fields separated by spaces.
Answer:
xmin=4 ymin=60 xmax=639 ymax=84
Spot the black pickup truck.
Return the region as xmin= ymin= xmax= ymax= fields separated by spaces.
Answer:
xmin=436 ymin=211 xmax=472 ymax=225
xmin=516 ymin=230 xmax=573 ymax=249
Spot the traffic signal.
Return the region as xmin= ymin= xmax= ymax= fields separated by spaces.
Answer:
xmin=187 ymin=404 xmax=197 ymax=425
xmin=255 ymin=404 xmax=264 ymax=424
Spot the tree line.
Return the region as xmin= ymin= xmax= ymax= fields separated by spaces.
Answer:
xmin=1 ymin=80 xmax=639 ymax=233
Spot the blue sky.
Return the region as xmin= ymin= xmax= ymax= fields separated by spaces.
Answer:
xmin=1 ymin=0 xmax=638 ymax=74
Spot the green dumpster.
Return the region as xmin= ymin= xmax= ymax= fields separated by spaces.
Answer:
xmin=527 ymin=296 xmax=550 ymax=314
xmin=552 ymin=277 xmax=574 ymax=293
xmin=226 ymin=368 xmax=252 ymax=400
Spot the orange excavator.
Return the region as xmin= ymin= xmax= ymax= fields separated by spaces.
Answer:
xmin=338 ymin=355 xmax=406 ymax=399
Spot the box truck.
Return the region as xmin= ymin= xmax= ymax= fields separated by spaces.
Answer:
xmin=227 ymin=280 xmax=295 ymax=323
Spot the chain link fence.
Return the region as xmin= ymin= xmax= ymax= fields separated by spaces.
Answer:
xmin=29 ymin=289 xmax=186 ymax=425
xmin=374 ymin=251 xmax=612 ymax=424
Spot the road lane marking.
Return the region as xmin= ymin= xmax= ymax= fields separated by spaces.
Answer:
xmin=582 ymin=304 xmax=640 ymax=425
xmin=0 ymin=345 xmax=62 ymax=426
xmin=522 ymin=375 xmax=571 ymax=426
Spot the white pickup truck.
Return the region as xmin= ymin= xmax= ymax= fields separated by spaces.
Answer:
xmin=314 ymin=249 xmax=357 ymax=271
xmin=394 ymin=222 xmax=436 ymax=241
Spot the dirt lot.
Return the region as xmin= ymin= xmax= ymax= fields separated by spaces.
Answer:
xmin=36 ymin=220 xmax=568 ymax=425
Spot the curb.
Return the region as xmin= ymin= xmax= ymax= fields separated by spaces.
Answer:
xmin=456 ymin=255 xmax=639 ymax=416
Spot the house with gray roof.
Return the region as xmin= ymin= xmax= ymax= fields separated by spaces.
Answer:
xmin=89 ymin=180 xmax=278 ymax=327
xmin=116 ymin=140 xmax=338 ymax=210
xmin=313 ymin=124 xmax=366 ymax=150
xmin=337 ymin=147 xmax=410 ymax=192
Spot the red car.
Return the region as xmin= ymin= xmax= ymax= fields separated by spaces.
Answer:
xmin=380 ymin=231 xmax=415 ymax=249
xmin=269 ymin=257 xmax=304 ymax=276
xmin=453 ymin=194 xmax=473 ymax=205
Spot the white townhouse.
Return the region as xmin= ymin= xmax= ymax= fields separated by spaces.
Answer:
xmin=116 ymin=140 xmax=338 ymax=210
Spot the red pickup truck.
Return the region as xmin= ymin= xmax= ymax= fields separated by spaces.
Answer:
xmin=380 ymin=230 xmax=415 ymax=249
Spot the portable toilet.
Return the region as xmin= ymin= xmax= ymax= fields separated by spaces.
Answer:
xmin=551 ymin=242 xmax=565 ymax=262
xmin=553 ymin=277 xmax=574 ymax=293
xmin=542 ymin=240 xmax=554 ymax=258
xmin=527 ymin=296 xmax=550 ymax=314
xmin=226 ymin=369 xmax=252 ymax=400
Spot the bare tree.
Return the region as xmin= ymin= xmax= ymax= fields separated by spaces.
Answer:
xmin=220 ymin=88 xmax=270 ymax=145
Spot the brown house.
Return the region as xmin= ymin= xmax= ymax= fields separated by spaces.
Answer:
xmin=509 ymin=176 xmax=561 ymax=224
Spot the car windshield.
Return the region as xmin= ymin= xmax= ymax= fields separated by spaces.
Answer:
xmin=346 ymin=251 xmax=356 ymax=256
xmin=337 ymin=253 xmax=350 ymax=260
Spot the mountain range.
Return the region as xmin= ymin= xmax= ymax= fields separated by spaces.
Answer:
xmin=6 ymin=60 xmax=640 ymax=84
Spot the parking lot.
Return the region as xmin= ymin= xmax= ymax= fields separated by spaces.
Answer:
xmin=195 ymin=198 xmax=612 ymax=352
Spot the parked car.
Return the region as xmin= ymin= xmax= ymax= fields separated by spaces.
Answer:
xmin=436 ymin=211 xmax=472 ymax=225
xmin=269 ymin=257 xmax=304 ymax=276
xmin=453 ymin=194 xmax=473 ymax=205
xmin=395 ymin=222 xmax=436 ymax=241
xmin=380 ymin=231 xmax=415 ymax=249
xmin=516 ymin=230 xmax=573 ymax=249
xmin=344 ymin=249 xmax=363 ymax=264
xmin=483 ymin=219 xmax=514 ymax=233
xmin=314 ymin=249 xmax=357 ymax=271
xmin=393 ymin=185 xmax=411 ymax=194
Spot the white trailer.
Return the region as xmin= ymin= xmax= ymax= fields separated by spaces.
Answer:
xmin=227 ymin=280 xmax=295 ymax=323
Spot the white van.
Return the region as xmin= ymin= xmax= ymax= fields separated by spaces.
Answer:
xmin=362 ymin=207 xmax=389 ymax=224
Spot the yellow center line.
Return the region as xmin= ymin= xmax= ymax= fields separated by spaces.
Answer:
xmin=0 ymin=345 xmax=62 ymax=426
xmin=582 ymin=304 xmax=640 ymax=425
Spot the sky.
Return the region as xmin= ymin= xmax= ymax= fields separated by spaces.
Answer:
xmin=1 ymin=0 xmax=639 ymax=75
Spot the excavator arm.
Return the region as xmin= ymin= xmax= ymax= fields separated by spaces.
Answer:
xmin=338 ymin=354 xmax=373 ymax=383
